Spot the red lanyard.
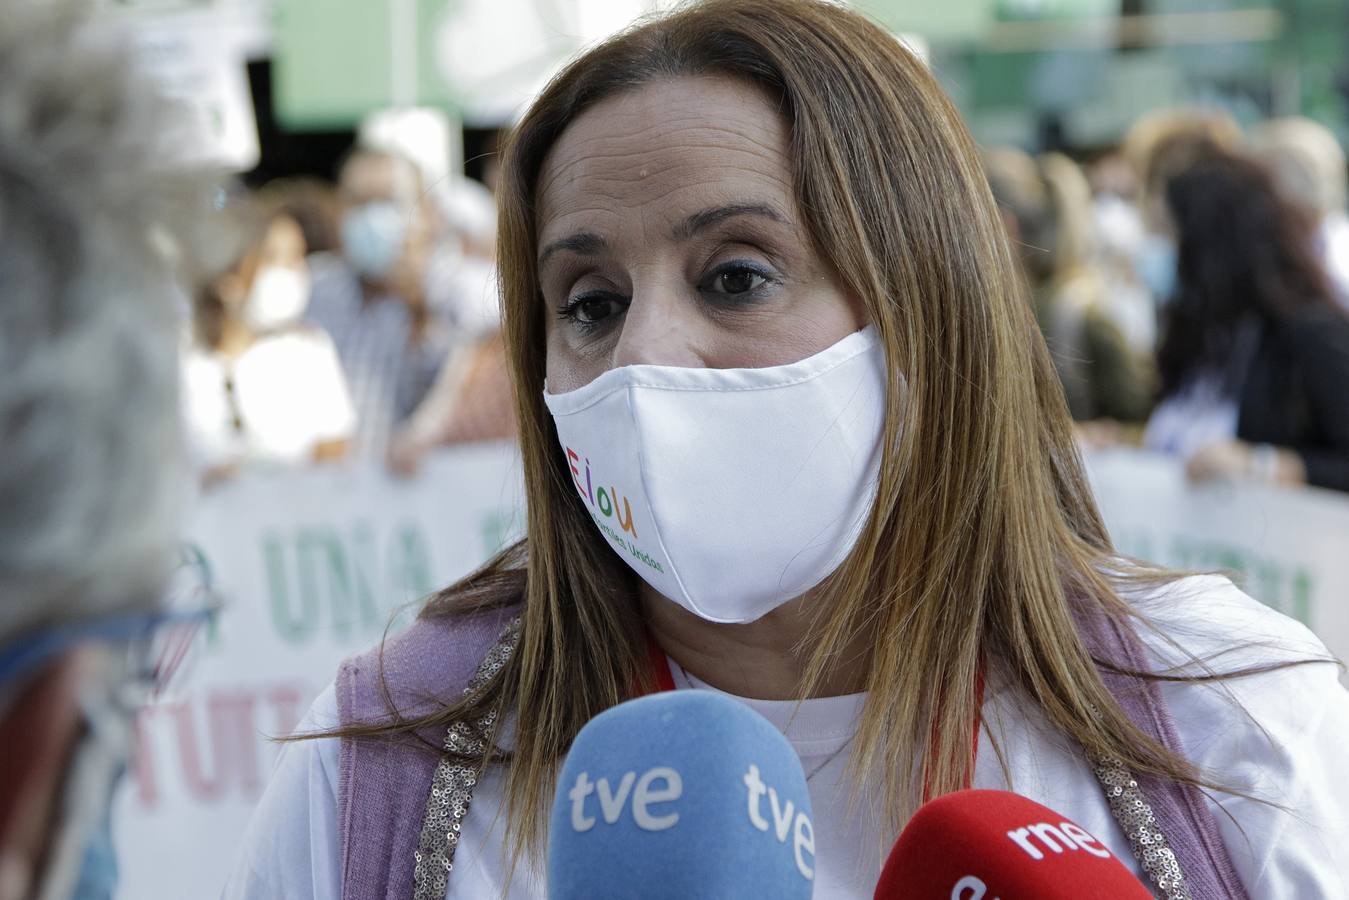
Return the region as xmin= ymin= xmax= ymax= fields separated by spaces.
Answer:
xmin=645 ymin=636 xmax=983 ymax=796
xmin=649 ymin=636 xmax=678 ymax=692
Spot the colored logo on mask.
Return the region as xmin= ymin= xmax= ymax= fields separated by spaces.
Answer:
xmin=565 ymin=447 xmax=639 ymax=540
xmin=564 ymin=446 xmax=663 ymax=575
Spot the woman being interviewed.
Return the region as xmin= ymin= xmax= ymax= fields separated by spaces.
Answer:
xmin=225 ymin=1 xmax=1349 ymax=897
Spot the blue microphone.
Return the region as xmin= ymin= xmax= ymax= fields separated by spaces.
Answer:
xmin=548 ymin=690 xmax=816 ymax=899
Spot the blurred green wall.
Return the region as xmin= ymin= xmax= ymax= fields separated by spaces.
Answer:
xmin=271 ymin=0 xmax=1348 ymax=151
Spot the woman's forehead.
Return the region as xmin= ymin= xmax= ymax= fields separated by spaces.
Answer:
xmin=535 ymin=76 xmax=795 ymax=247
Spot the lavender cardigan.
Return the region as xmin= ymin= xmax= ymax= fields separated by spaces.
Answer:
xmin=336 ymin=604 xmax=1248 ymax=899
xmin=336 ymin=605 xmax=520 ymax=900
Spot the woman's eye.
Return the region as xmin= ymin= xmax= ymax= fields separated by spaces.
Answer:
xmin=557 ymin=294 xmax=625 ymax=330
xmin=704 ymin=264 xmax=774 ymax=297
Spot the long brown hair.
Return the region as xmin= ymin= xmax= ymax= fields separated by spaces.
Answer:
xmin=331 ymin=0 xmax=1307 ymax=872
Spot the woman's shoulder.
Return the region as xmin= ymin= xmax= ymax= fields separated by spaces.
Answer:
xmin=1118 ymin=575 xmax=1349 ymax=895
xmin=1118 ymin=572 xmax=1345 ymax=783
xmin=1113 ymin=572 xmax=1344 ymax=773
xmin=1108 ymin=574 xmax=1344 ymax=775
xmin=1122 ymin=573 xmax=1330 ymax=669
xmin=338 ymin=602 xmax=521 ymax=728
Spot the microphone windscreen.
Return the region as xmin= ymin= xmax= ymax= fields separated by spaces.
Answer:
xmin=548 ymin=691 xmax=816 ymax=900
xmin=874 ymin=789 xmax=1152 ymax=900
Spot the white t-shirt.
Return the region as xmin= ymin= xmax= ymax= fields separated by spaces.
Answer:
xmin=1320 ymin=212 xmax=1349 ymax=312
xmin=221 ymin=577 xmax=1349 ymax=898
xmin=182 ymin=329 xmax=357 ymax=470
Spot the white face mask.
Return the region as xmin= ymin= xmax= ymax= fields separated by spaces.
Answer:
xmin=543 ymin=327 xmax=887 ymax=624
xmin=242 ymin=266 xmax=311 ymax=332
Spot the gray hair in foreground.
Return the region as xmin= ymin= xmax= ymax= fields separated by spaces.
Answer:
xmin=0 ymin=1 xmax=197 ymax=645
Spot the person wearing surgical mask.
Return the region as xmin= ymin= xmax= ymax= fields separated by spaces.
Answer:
xmin=0 ymin=3 xmax=214 ymax=898
xmin=182 ymin=203 xmax=355 ymax=482
xmin=227 ymin=3 xmax=1349 ymax=898
xmin=304 ymin=149 xmax=452 ymax=461
xmin=1122 ymin=109 xmax=1242 ymax=315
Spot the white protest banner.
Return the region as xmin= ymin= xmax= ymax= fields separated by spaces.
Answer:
xmin=114 ymin=442 xmax=1349 ymax=898
xmin=114 ymin=443 xmax=524 ymax=900
xmin=1084 ymin=446 xmax=1349 ymax=664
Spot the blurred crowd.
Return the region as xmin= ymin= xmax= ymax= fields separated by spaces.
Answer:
xmin=986 ymin=109 xmax=1349 ymax=493
xmin=181 ymin=145 xmax=513 ymax=488
xmin=180 ymin=107 xmax=1349 ymax=496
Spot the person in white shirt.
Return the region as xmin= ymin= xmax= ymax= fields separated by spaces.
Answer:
xmin=183 ymin=202 xmax=356 ymax=481
xmin=304 ymin=151 xmax=452 ymax=462
xmin=225 ymin=576 xmax=1349 ymax=899
xmin=223 ymin=2 xmax=1349 ymax=897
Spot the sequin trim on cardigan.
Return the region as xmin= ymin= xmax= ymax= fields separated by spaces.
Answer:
xmin=411 ymin=617 xmax=521 ymax=900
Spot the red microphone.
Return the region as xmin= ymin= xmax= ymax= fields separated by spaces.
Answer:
xmin=875 ymin=790 xmax=1153 ymax=899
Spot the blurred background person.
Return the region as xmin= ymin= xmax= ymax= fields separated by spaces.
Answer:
xmin=255 ymin=176 xmax=344 ymax=259
xmin=1143 ymin=147 xmax=1349 ymax=492
xmin=305 ymin=148 xmax=451 ymax=461
xmin=183 ymin=196 xmax=355 ymax=485
xmin=0 ymin=1 xmax=209 ymax=897
xmin=1251 ymin=116 xmax=1349 ymax=310
xmin=1085 ymin=151 xmax=1157 ymax=356
xmin=388 ymin=174 xmax=516 ymax=474
xmin=1122 ymin=107 xmax=1243 ymax=313
xmin=422 ymin=175 xmax=502 ymax=353
xmin=985 ymin=147 xmax=1154 ymax=428
xmin=386 ymin=331 xmax=517 ymax=475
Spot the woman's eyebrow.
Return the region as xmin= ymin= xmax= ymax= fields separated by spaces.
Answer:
xmin=672 ymin=202 xmax=788 ymax=240
xmin=538 ymin=232 xmax=607 ymax=267
xmin=537 ymin=202 xmax=787 ymax=267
